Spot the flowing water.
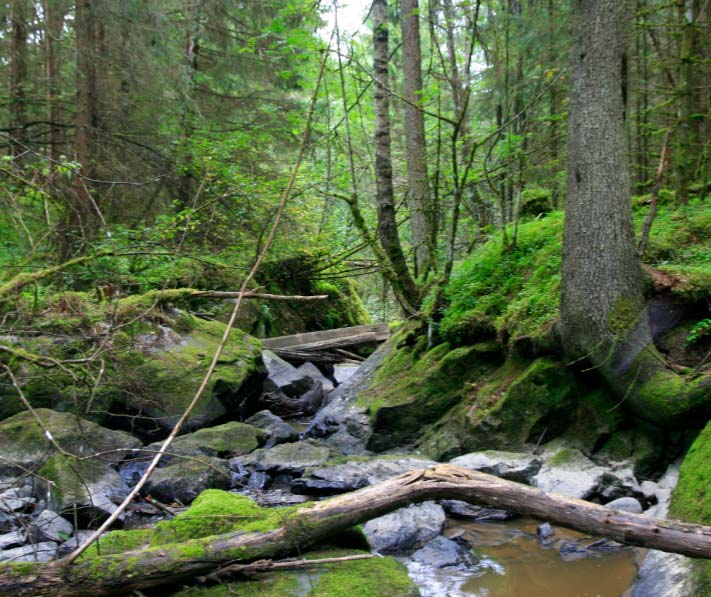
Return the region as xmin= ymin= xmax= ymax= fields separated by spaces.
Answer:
xmin=407 ymin=518 xmax=638 ymax=597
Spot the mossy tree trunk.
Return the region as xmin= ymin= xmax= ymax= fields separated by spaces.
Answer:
xmin=4 ymin=464 xmax=711 ymax=596
xmin=559 ymin=0 xmax=711 ymax=426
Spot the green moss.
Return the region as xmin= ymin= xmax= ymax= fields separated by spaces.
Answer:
xmin=608 ymin=297 xmax=644 ymax=337
xmin=669 ymin=422 xmax=711 ymax=595
xmin=173 ymin=549 xmax=418 ymax=597
xmin=547 ymin=448 xmax=574 ymax=466
xmin=152 ymin=490 xmax=294 ymax=544
xmin=357 ymin=333 xmax=502 ymax=451
xmin=149 ymin=421 xmax=265 ymax=459
xmin=78 ymin=529 xmax=152 ymax=559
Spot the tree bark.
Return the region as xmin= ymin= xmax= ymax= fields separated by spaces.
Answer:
xmin=560 ymin=0 xmax=711 ymax=426
xmin=401 ymin=0 xmax=435 ymax=278
xmin=9 ymin=0 xmax=29 ymax=157
xmin=43 ymin=0 xmax=64 ymax=165
xmin=3 ymin=464 xmax=711 ymax=596
xmin=372 ymin=0 xmax=420 ymax=314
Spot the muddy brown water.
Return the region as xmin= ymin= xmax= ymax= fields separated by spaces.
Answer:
xmin=407 ymin=517 xmax=638 ymax=597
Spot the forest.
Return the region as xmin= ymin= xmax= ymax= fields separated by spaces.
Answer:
xmin=0 ymin=0 xmax=710 ymax=595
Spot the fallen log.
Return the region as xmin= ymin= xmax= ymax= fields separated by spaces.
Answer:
xmin=2 ymin=464 xmax=710 ymax=596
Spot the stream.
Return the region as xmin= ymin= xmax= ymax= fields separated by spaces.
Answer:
xmin=408 ymin=517 xmax=637 ymax=597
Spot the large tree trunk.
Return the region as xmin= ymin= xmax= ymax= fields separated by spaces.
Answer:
xmin=43 ymin=0 xmax=64 ymax=165
xmin=401 ymin=0 xmax=435 ymax=278
xmin=372 ymin=0 xmax=420 ymax=314
xmin=9 ymin=0 xmax=29 ymax=157
xmin=560 ymin=0 xmax=711 ymax=426
xmin=3 ymin=464 xmax=711 ymax=596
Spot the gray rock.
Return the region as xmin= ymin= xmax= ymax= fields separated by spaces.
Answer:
xmin=245 ymin=410 xmax=298 ymax=445
xmin=304 ymin=457 xmax=436 ymax=492
xmin=262 ymin=350 xmax=317 ymax=398
xmin=631 ymin=460 xmax=694 ymax=597
xmin=450 ymin=450 xmax=542 ymax=484
xmin=233 ymin=440 xmax=335 ymax=474
xmin=296 ymin=362 xmax=335 ymax=393
xmin=333 ymin=363 xmax=360 ymax=385
xmin=37 ymin=455 xmax=130 ymax=525
xmin=31 ymin=510 xmax=73 ymax=543
xmin=0 ymin=541 xmax=57 ymax=563
xmin=537 ymin=522 xmax=555 ymax=545
xmin=57 ymin=530 xmax=95 ymax=556
xmin=363 ymin=501 xmax=445 ymax=554
xmin=0 ymin=529 xmax=26 ymax=550
xmin=410 ymin=536 xmax=474 ymax=568
xmin=440 ymin=500 xmax=512 ymax=522
xmin=144 ymin=456 xmax=231 ymax=504
xmin=306 ymin=344 xmax=391 ymax=454
xmin=640 ymin=480 xmax=659 ymax=502
xmin=0 ymin=492 xmax=34 ymax=513
xmin=605 ymin=497 xmax=643 ymax=514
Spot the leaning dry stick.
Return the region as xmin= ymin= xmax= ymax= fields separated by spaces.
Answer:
xmin=2 ymin=465 xmax=711 ymax=596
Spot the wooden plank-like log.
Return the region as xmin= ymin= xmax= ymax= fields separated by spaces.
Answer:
xmin=3 ymin=464 xmax=709 ymax=596
xmin=261 ymin=323 xmax=390 ymax=350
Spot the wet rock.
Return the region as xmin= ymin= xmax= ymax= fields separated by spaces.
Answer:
xmin=291 ymin=477 xmax=367 ymax=496
xmin=302 ymin=457 xmax=436 ymax=493
xmin=536 ymin=522 xmax=555 ymax=545
xmin=0 ymin=487 xmax=34 ymax=513
xmin=333 ymin=363 xmax=360 ymax=385
xmin=605 ymin=496 xmax=643 ymax=514
xmin=296 ymin=362 xmax=335 ymax=393
xmin=0 ymin=541 xmax=57 ymax=563
xmin=585 ymin=538 xmax=625 ymax=553
xmin=0 ymin=409 xmax=141 ymax=479
xmin=533 ymin=441 xmax=609 ymax=499
xmin=244 ymin=410 xmax=298 ymax=446
xmin=306 ymin=344 xmax=392 ymax=454
xmin=410 ymin=536 xmax=475 ymax=568
xmin=631 ymin=460 xmax=694 ymax=597
xmin=597 ymin=466 xmax=643 ymax=501
xmin=558 ymin=539 xmax=591 ymax=561
xmin=363 ymin=501 xmax=445 ymax=554
xmin=262 ymin=350 xmax=318 ymax=398
xmin=37 ymin=455 xmax=130 ymax=526
xmin=440 ymin=500 xmax=512 ymax=522
xmin=30 ymin=510 xmax=73 ymax=543
xmin=640 ymin=480 xmax=659 ymax=502
xmin=144 ymin=456 xmax=231 ymax=505
xmin=233 ymin=439 xmax=336 ymax=475
xmin=57 ymin=529 xmax=94 ymax=556
xmin=450 ymin=450 xmax=542 ymax=484
xmin=144 ymin=421 xmax=265 ymax=462
xmin=0 ymin=529 xmax=26 ymax=550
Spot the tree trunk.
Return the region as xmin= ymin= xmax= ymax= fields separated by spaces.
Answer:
xmin=43 ymin=0 xmax=64 ymax=165
xmin=560 ymin=0 xmax=711 ymax=426
xmin=9 ymin=0 xmax=29 ymax=157
xmin=372 ymin=0 xmax=420 ymax=314
xmin=401 ymin=0 xmax=435 ymax=278
xmin=3 ymin=464 xmax=711 ymax=596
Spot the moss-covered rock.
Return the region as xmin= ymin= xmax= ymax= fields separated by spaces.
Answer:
xmin=596 ymin=425 xmax=664 ymax=478
xmin=152 ymin=489 xmax=292 ymax=544
xmin=145 ymin=421 xmax=265 ymax=462
xmin=418 ymin=357 xmax=583 ymax=459
xmin=236 ymin=439 xmax=338 ymax=474
xmin=561 ymin=389 xmax=626 ymax=454
xmin=143 ymin=456 xmax=231 ymax=505
xmin=0 ymin=409 xmax=140 ymax=478
xmin=37 ymin=454 xmax=130 ymax=525
xmin=106 ymin=316 xmax=264 ymax=435
xmin=356 ymin=332 xmax=504 ymax=452
xmin=669 ymin=422 xmax=711 ymax=595
xmin=173 ymin=548 xmax=420 ymax=597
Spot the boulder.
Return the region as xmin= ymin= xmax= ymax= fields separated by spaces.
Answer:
xmin=298 ymin=456 xmax=436 ymax=493
xmin=605 ymin=496 xmax=643 ymax=514
xmin=440 ymin=500 xmax=512 ymax=521
xmin=333 ymin=363 xmax=360 ymax=385
xmin=536 ymin=522 xmax=555 ymax=545
xmin=0 ymin=409 xmax=141 ymax=479
xmin=362 ymin=501 xmax=445 ymax=554
xmin=0 ymin=530 xmax=26 ymax=550
xmin=262 ymin=350 xmax=318 ymax=398
xmin=0 ymin=541 xmax=57 ymax=563
xmin=410 ymin=536 xmax=474 ymax=568
xmin=144 ymin=457 xmax=231 ymax=505
xmin=37 ymin=455 xmax=130 ymax=526
xmin=30 ymin=509 xmax=73 ymax=543
xmin=233 ymin=440 xmax=336 ymax=475
xmin=533 ymin=443 xmax=608 ymax=499
xmin=244 ymin=410 xmax=298 ymax=446
xmin=111 ymin=317 xmax=265 ymax=435
xmin=449 ymin=450 xmax=542 ymax=484
xmin=296 ymin=362 xmax=335 ymax=393
xmin=144 ymin=421 xmax=265 ymax=462
xmin=0 ymin=486 xmax=35 ymax=513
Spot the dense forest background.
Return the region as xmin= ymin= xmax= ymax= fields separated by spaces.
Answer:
xmin=1 ymin=0 xmax=708 ymax=321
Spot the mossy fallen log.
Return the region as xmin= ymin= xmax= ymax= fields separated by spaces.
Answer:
xmin=2 ymin=464 xmax=711 ymax=596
